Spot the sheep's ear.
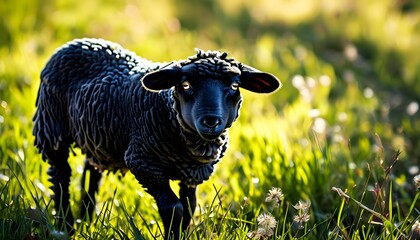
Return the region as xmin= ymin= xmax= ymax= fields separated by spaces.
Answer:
xmin=141 ymin=62 xmax=182 ymax=91
xmin=240 ymin=64 xmax=281 ymax=94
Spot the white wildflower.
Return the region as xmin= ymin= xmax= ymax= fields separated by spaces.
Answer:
xmin=265 ymin=187 xmax=284 ymax=207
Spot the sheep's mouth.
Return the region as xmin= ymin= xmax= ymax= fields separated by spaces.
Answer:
xmin=197 ymin=128 xmax=224 ymax=141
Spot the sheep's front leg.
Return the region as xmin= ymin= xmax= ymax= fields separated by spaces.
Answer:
xmin=145 ymin=182 xmax=184 ymax=240
xmin=125 ymin=145 xmax=184 ymax=239
xmin=179 ymin=183 xmax=196 ymax=230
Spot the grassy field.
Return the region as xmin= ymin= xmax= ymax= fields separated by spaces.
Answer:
xmin=1 ymin=0 xmax=419 ymax=239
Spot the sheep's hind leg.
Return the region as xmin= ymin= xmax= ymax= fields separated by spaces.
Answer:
xmin=179 ymin=183 xmax=196 ymax=231
xmin=80 ymin=158 xmax=102 ymax=221
xmin=46 ymin=148 xmax=74 ymax=233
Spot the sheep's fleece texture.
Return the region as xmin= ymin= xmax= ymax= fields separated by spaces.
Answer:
xmin=33 ymin=38 xmax=280 ymax=237
xmin=35 ymin=38 xmax=235 ymax=184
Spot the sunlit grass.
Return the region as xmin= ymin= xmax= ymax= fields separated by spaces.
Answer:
xmin=1 ymin=0 xmax=419 ymax=239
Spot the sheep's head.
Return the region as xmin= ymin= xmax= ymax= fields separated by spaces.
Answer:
xmin=142 ymin=49 xmax=281 ymax=140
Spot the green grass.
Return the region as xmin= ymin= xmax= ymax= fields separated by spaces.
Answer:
xmin=1 ymin=0 xmax=419 ymax=239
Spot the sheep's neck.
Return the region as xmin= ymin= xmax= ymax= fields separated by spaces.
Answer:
xmin=168 ymin=91 xmax=229 ymax=164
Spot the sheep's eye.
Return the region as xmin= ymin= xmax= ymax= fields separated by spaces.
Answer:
xmin=182 ymin=81 xmax=191 ymax=91
xmin=231 ymin=83 xmax=239 ymax=91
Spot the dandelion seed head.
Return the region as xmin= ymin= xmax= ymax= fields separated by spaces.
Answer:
xmin=247 ymin=227 xmax=274 ymax=240
xmin=257 ymin=213 xmax=277 ymax=230
xmin=293 ymin=212 xmax=311 ymax=230
xmin=265 ymin=187 xmax=284 ymax=207
xmin=293 ymin=212 xmax=310 ymax=224
xmin=292 ymin=200 xmax=311 ymax=229
xmin=248 ymin=213 xmax=277 ymax=239
xmin=293 ymin=200 xmax=311 ymax=212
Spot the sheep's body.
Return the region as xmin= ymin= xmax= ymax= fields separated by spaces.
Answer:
xmin=33 ymin=38 xmax=280 ymax=239
xmin=34 ymin=39 xmax=224 ymax=183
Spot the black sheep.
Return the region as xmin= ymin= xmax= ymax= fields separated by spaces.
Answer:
xmin=33 ymin=38 xmax=281 ymax=239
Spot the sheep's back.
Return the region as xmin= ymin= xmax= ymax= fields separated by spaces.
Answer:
xmin=40 ymin=38 xmax=158 ymax=88
xmin=34 ymin=38 xmax=162 ymax=170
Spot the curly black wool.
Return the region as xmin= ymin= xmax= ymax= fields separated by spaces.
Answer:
xmin=34 ymin=39 xmax=229 ymax=181
xmin=33 ymin=38 xmax=281 ymax=239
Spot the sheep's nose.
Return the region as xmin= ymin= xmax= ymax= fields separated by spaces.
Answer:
xmin=201 ymin=116 xmax=222 ymax=128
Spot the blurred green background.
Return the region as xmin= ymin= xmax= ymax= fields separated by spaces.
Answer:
xmin=1 ymin=0 xmax=419 ymax=239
